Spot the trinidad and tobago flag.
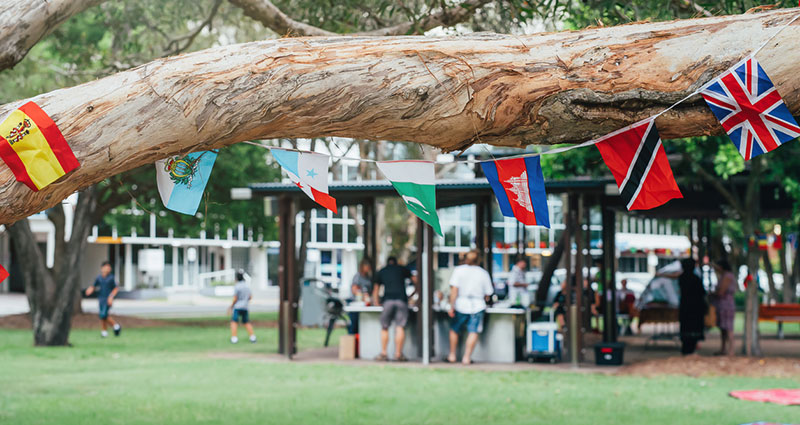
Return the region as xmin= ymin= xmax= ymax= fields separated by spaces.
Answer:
xmin=481 ymin=156 xmax=550 ymax=227
xmin=596 ymin=118 xmax=682 ymax=210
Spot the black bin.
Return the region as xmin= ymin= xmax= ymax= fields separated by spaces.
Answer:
xmin=594 ymin=342 xmax=625 ymax=366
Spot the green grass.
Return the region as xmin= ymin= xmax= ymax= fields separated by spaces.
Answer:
xmin=1 ymin=325 xmax=797 ymax=425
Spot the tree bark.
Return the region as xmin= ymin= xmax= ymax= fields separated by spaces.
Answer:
xmin=1 ymin=9 xmax=799 ymax=224
xmin=0 ymin=0 xmax=105 ymax=71
xmin=6 ymin=187 xmax=97 ymax=346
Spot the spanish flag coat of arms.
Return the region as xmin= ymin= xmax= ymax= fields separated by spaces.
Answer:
xmin=0 ymin=101 xmax=79 ymax=191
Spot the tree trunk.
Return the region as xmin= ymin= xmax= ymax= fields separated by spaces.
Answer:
xmin=779 ymin=240 xmax=793 ymax=303
xmin=761 ymin=249 xmax=777 ymax=303
xmin=2 ymin=9 xmax=800 ymax=224
xmin=0 ymin=0 xmax=105 ymax=71
xmin=6 ymin=187 xmax=97 ymax=346
xmin=741 ymin=157 xmax=763 ymax=357
xmin=535 ymin=229 xmax=568 ymax=306
xmin=791 ymin=241 xmax=800 ymax=303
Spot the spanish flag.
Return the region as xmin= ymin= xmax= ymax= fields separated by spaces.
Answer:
xmin=0 ymin=102 xmax=79 ymax=191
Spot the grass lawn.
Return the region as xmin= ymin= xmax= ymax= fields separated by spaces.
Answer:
xmin=1 ymin=322 xmax=797 ymax=425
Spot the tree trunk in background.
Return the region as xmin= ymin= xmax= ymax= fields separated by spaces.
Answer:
xmin=778 ymin=239 xmax=792 ymax=303
xmin=2 ymin=9 xmax=800 ymax=224
xmin=0 ymin=0 xmax=106 ymax=71
xmin=536 ymin=230 xmax=568 ymax=306
xmin=761 ymin=250 xmax=777 ymax=303
xmin=792 ymin=243 xmax=800 ymax=303
xmin=6 ymin=187 xmax=97 ymax=346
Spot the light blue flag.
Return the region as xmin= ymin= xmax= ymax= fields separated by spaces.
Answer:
xmin=156 ymin=150 xmax=218 ymax=215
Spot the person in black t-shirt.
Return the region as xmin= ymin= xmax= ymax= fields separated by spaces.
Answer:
xmin=372 ymin=256 xmax=416 ymax=361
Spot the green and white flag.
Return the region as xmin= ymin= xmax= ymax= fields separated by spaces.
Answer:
xmin=377 ymin=160 xmax=442 ymax=236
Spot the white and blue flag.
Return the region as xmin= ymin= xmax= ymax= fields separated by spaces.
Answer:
xmin=156 ymin=150 xmax=218 ymax=216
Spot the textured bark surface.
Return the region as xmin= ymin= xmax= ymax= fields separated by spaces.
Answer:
xmin=0 ymin=0 xmax=104 ymax=71
xmin=0 ymin=9 xmax=799 ymax=224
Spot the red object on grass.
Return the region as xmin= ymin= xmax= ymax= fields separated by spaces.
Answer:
xmin=730 ymin=389 xmax=800 ymax=406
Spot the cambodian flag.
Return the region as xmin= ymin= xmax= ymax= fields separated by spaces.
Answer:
xmin=481 ymin=156 xmax=550 ymax=227
xmin=271 ymin=148 xmax=337 ymax=213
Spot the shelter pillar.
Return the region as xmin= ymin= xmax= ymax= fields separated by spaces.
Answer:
xmin=277 ymin=195 xmax=298 ymax=358
xmin=601 ymin=199 xmax=618 ymax=343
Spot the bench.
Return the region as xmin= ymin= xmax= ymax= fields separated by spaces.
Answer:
xmin=759 ymin=304 xmax=800 ymax=339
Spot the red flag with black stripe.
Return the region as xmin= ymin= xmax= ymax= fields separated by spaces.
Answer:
xmin=596 ymin=118 xmax=682 ymax=210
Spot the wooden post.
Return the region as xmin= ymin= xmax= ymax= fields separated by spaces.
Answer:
xmin=601 ymin=198 xmax=618 ymax=343
xmin=574 ymin=194 xmax=585 ymax=363
xmin=277 ymin=195 xmax=290 ymax=355
xmin=286 ymin=199 xmax=298 ymax=358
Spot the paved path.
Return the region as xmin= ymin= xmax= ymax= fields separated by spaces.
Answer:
xmin=0 ymin=291 xmax=279 ymax=318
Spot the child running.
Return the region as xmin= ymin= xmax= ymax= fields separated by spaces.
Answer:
xmin=84 ymin=261 xmax=121 ymax=338
xmin=228 ymin=269 xmax=256 ymax=344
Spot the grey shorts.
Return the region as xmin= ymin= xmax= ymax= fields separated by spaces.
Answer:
xmin=380 ymin=300 xmax=409 ymax=329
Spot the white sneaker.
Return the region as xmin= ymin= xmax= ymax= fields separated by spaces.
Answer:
xmin=249 ymin=335 xmax=257 ymax=343
xmin=101 ymin=331 xmax=108 ymax=338
xmin=230 ymin=336 xmax=239 ymax=344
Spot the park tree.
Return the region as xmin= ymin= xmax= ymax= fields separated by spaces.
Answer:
xmin=1 ymin=1 xmax=799 ymax=352
xmin=0 ymin=0 xmax=508 ymax=346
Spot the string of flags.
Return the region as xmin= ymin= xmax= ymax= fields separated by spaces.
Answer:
xmin=0 ymin=13 xmax=798 ymax=239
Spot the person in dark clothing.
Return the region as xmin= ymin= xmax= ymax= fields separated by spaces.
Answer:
xmin=372 ymin=256 xmax=416 ymax=361
xmin=678 ymin=258 xmax=707 ymax=355
xmin=84 ymin=261 xmax=121 ymax=338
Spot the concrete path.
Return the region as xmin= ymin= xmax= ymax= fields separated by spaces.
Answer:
xmin=0 ymin=291 xmax=279 ymax=318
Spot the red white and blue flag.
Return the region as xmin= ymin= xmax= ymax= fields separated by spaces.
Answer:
xmin=700 ymin=57 xmax=800 ymax=161
xmin=481 ymin=156 xmax=550 ymax=227
xmin=596 ymin=118 xmax=682 ymax=210
xmin=271 ymin=148 xmax=337 ymax=213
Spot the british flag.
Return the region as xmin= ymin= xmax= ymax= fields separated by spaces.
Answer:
xmin=700 ymin=57 xmax=800 ymax=161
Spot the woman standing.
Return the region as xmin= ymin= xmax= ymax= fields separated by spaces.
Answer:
xmin=711 ymin=259 xmax=737 ymax=356
xmin=678 ymin=258 xmax=706 ymax=355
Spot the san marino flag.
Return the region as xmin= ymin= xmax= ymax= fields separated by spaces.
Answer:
xmin=156 ymin=150 xmax=218 ymax=216
xmin=377 ymin=160 xmax=442 ymax=236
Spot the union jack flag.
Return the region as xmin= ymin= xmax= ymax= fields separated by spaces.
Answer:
xmin=700 ymin=57 xmax=800 ymax=161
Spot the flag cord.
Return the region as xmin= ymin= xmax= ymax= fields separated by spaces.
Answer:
xmin=241 ymin=11 xmax=800 ymax=166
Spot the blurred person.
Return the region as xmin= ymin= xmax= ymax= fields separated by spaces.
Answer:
xmin=348 ymin=258 xmax=373 ymax=334
xmin=617 ymin=279 xmax=637 ymax=335
xmin=678 ymin=258 xmax=707 ymax=355
xmin=508 ymin=257 xmax=529 ymax=307
xmin=447 ymin=250 xmax=494 ymax=365
xmin=552 ymin=279 xmax=569 ymax=331
xmin=228 ymin=270 xmax=256 ymax=344
xmin=84 ymin=261 xmax=121 ymax=338
xmin=372 ymin=256 xmax=415 ymax=361
xmin=711 ymin=259 xmax=736 ymax=356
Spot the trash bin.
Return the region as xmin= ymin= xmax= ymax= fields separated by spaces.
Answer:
xmin=594 ymin=342 xmax=625 ymax=366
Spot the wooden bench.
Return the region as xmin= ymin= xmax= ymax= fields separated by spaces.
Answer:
xmin=759 ymin=304 xmax=800 ymax=339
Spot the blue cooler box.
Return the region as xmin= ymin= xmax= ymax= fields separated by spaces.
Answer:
xmin=527 ymin=322 xmax=562 ymax=361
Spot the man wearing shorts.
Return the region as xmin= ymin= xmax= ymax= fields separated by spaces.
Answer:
xmin=84 ymin=261 xmax=121 ymax=338
xmin=448 ymin=250 xmax=494 ymax=364
xmin=229 ymin=270 xmax=256 ymax=344
xmin=372 ymin=256 xmax=415 ymax=361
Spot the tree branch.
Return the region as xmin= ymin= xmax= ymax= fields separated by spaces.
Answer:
xmin=0 ymin=0 xmax=106 ymax=71
xmin=685 ymin=153 xmax=744 ymax=215
xmin=228 ymin=0 xmax=492 ymax=37
xmin=163 ymin=0 xmax=224 ymax=56
xmin=0 ymin=9 xmax=798 ymax=224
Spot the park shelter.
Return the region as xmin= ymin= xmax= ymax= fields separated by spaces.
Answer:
xmin=249 ymin=175 xmax=795 ymax=364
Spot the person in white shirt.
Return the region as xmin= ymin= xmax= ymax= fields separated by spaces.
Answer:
xmin=447 ymin=250 xmax=494 ymax=365
xmin=507 ymin=257 xmax=529 ymax=307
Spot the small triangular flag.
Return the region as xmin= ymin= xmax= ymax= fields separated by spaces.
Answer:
xmin=0 ymin=264 xmax=9 ymax=284
xmin=377 ymin=160 xmax=442 ymax=236
xmin=271 ymin=148 xmax=337 ymax=213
